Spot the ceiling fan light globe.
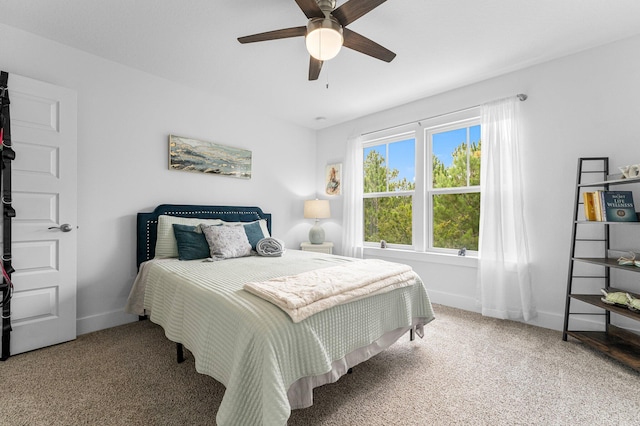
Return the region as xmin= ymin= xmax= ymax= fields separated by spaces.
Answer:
xmin=306 ymin=17 xmax=343 ymax=61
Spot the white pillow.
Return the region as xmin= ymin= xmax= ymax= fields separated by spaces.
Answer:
xmin=201 ymin=224 xmax=252 ymax=260
xmin=155 ymin=215 xmax=223 ymax=258
xmin=221 ymin=219 xmax=270 ymax=249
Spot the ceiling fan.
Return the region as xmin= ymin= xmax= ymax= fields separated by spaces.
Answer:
xmin=237 ymin=0 xmax=396 ymax=81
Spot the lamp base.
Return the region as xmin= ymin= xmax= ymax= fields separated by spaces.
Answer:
xmin=308 ymin=222 xmax=325 ymax=244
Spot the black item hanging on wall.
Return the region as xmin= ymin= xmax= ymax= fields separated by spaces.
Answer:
xmin=0 ymin=70 xmax=15 ymax=361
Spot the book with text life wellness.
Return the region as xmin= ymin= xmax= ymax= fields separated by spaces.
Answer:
xmin=601 ymin=191 xmax=638 ymax=222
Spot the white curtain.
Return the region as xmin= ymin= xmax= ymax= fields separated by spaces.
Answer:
xmin=342 ymin=135 xmax=364 ymax=258
xmin=478 ymin=97 xmax=536 ymax=321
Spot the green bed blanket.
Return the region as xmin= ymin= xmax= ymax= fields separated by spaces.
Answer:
xmin=137 ymin=250 xmax=435 ymax=425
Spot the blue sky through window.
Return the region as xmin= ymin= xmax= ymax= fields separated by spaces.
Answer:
xmin=364 ymin=126 xmax=479 ymax=186
xmin=433 ymin=125 xmax=480 ymax=168
xmin=364 ymin=140 xmax=415 ymax=187
xmin=389 ymin=139 xmax=415 ymax=184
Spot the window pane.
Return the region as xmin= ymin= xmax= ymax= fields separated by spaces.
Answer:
xmin=432 ymin=192 xmax=480 ymax=251
xmin=432 ymin=128 xmax=468 ymax=189
xmin=364 ymin=146 xmax=387 ymax=193
xmin=388 ymin=139 xmax=415 ymax=192
xmin=364 ymin=196 xmax=412 ymax=245
xmin=469 ymin=125 xmax=481 ymax=186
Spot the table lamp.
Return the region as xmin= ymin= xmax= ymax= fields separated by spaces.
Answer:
xmin=304 ymin=199 xmax=330 ymax=244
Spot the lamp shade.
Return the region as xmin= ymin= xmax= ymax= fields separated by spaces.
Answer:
xmin=304 ymin=199 xmax=331 ymax=219
xmin=305 ymin=17 xmax=343 ymax=61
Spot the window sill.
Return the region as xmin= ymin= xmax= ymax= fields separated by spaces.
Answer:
xmin=362 ymin=247 xmax=478 ymax=268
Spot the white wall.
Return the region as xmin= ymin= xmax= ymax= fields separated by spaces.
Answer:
xmin=316 ymin=34 xmax=640 ymax=331
xmin=0 ymin=24 xmax=318 ymax=334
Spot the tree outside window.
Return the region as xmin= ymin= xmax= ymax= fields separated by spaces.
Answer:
xmin=363 ymin=139 xmax=415 ymax=246
xmin=430 ymin=124 xmax=481 ymax=251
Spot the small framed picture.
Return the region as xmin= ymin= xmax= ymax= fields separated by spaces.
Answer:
xmin=325 ymin=163 xmax=342 ymax=196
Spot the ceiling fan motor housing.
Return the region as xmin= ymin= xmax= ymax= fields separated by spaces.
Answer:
xmin=316 ymin=0 xmax=337 ymax=15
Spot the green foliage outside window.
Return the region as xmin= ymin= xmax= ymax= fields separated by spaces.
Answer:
xmin=364 ymin=149 xmax=414 ymax=245
xmin=432 ymin=141 xmax=481 ymax=250
xmin=432 ymin=192 xmax=480 ymax=251
xmin=364 ymin=196 xmax=413 ymax=245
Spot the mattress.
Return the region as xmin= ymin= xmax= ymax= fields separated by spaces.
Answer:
xmin=126 ymin=249 xmax=434 ymax=425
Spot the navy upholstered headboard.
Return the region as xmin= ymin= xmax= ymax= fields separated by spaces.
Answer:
xmin=136 ymin=204 xmax=272 ymax=267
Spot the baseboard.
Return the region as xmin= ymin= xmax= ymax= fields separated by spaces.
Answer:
xmin=429 ymin=290 xmax=576 ymax=331
xmin=427 ymin=289 xmax=480 ymax=314
xmin=76 ymin=309 xmax=138 ymax=335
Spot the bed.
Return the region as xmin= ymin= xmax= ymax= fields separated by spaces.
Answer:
xmin=126 ymin=204 xmax=435 ymax=426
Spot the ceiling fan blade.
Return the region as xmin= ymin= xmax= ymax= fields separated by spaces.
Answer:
xmin=309 ymin=57 xmax=323 ymax=81
xmin=343 ymin=28 xmax=396 ymax=62
xmin=295 ymin=0 xmax=325 ymax=19
xmin=238 ymin=26 xmax=306 ymax=44
xmin=332 ymin=0 xmax=387 ymax=26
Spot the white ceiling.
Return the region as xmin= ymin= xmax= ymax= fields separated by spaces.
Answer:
xmin=2 ymin=0 xmax=640 ymax=130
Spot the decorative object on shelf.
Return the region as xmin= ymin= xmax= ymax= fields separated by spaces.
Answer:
xmin=600 ymin=289 xmax=630 ymax=306
xmin=626 ymin=293 xmax=640 ymax=312
xmin=325 ymin=163 xmax=342 ymax=196
xmin=617 ymin=252 xmax=640 ymax=267
xmin=169 ymin=134 xmax=252 ymax=179
xmin=619 ymin=164 xmax=639 ymax=178
xmin=304 ymin=199 xmax=330 ymax=244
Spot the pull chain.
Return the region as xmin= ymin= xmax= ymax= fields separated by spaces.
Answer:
xmin=325 ymin=63 xmax=330 ymax=89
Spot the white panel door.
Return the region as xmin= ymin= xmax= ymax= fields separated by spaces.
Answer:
xmin=7 ymin=74 xmax=77 ymax=355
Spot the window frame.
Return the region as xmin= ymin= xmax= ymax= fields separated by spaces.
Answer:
xmin=425 ymin=116 xmax=481 ymax=255
xmin=360 ymin=107 xmax=481 ymax=256
xmin=362 ymin=129 xmax=416 ymax=250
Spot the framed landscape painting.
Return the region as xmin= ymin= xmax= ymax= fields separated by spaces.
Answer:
xmin=169 ymin=135 xmax=252 ymax=179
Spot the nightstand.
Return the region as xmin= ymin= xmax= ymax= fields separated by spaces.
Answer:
xmin=300 ymin=241 xmax=333 ymax=254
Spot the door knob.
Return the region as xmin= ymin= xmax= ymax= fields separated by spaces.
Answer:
xmin=48 ymin=223 xmax=74 ymax=232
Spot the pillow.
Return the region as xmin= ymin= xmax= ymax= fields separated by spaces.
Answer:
xmin=172 ymin=224 xmax=211 ymax=260
xmin=201 ymin=224 xmax=252 ymax=260
xmin=242 ymin=220 xmax=270 ymax=250
xmin=155 ymin=215 xmax=223 ymax=258
xmin=220 ymin=219 xmax=270 ymax=248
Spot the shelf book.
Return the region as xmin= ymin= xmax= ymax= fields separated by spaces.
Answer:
xmin=582 ymin=192 xmax=598 ymax=221
xmin=602 ymin=191 xmax=637 ymax=221
xmin=583 ymin=190 xmax=638 ymax=222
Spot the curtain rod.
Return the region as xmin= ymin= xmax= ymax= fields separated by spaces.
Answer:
xmin=361 ymin=93 xmax=528 ymax=137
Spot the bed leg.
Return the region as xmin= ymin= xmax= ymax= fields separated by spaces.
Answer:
xmin=410 ymin=328 xmax=415 ymax=341
xmin=177 ymin=343 xmax=185 ymax=363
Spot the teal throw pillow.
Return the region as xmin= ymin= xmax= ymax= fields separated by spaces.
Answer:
xmin=172 ymin=224 xmax=211 ymax=260
xmin=243 ymin=221 xmax=268 ymax=250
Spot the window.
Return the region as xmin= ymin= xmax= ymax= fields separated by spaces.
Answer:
xmin=428 ymin=121 xmax=481 ymax=252
xmin=363 ymin=135 xmax=415 ymax=247
xmin=361 ymin=109 xmax=481 ymax=255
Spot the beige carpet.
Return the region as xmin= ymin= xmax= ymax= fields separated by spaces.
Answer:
xmin=1 ymin=305 xmax=639 ymax=425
